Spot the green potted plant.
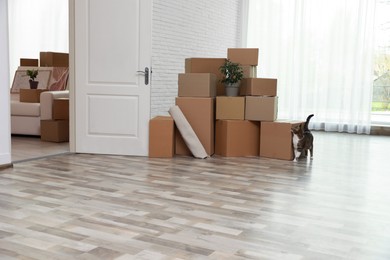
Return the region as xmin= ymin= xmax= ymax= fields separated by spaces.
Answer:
xmin=219 ymin=59 xmax=243 ymax=96
xmin=26 ymin=69 xmax=39 ymax=89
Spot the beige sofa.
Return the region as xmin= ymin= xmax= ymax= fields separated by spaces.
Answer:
xmin=10 ymin=90 xmax=69 ymax=136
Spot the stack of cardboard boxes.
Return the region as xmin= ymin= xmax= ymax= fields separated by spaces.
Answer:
xmin=149 ymin=48 xmax=303 ymax=161
xmin=215 ymin=48 xmax=260 ymax=157
xmin=41 ymin=97 xmax=69 ymax=143
xmin=39 ymin=52 xmax=70 ymax=143
xmin=175 ymin=61 xmax=219 ymax=157
xmin=18 ymin=52 xmax=70 ymax=142
xmin=149 ymin=58 xmax=222 ymax=158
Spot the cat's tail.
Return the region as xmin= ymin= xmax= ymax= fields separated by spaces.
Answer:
xmin=304 ymin=114 xmax=314 ymax=132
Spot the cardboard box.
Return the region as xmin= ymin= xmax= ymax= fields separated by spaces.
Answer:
xmin=227 ymin=48 xmax=259 ymax=66
xmin=185 ymin=58 xmax=226 ymax=96
xmin=215 ymin=120 xmax=260 ymax=157
xmin=40 ymin=120 xmax=69 ymax=142
xmin=20 ymin=58 xmax=38 ymax=66
xmin=216 ymin=96 xmax=245 ymax=120
xmin=19 ymin=89 xmax=47 ymax=103
xmin=178 ymin=73 xmax=216 ymax=97
xmin=240 ymin=78 xmax=277 ymax=96
xmin=241 ymin=65 xmax=257 ymax=78
xmin=175 ymin=97 xmax=215 ymax=156
xmin=40 ymin=52 xmax=69 ymax=67
xmin=260 ymin=121 xmax=304 ymax=160
xmin=245 ymin=96 xmax=278 ymax=121
xmin=52 ymin=98 xmax=69 ymax=120
xmin=149 ymin=116 xmax=175 ymax=158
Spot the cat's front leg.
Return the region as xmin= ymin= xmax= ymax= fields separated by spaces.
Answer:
xmin=293 ymin=150 xmax=301 ymax=162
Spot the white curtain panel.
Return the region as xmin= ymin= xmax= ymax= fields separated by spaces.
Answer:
xmin=8 ymin=0 xmax=68 ymax=86
xmin=247 ymin=0 xmax=376 ymax=134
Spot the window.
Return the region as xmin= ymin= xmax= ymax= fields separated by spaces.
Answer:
xmin=372 ymin=0 xmax=390 ymax=125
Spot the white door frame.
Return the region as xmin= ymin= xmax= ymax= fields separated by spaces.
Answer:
xmin=0 ymin=0 xmax=11 ymax=166
xmin=69 ymin=0 xmax=75 ymax=153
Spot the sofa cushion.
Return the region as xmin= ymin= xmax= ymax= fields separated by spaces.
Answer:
xmin=11 ymin=100 xmax=40 ymax=117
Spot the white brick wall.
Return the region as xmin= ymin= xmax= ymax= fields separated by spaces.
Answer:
xmin=151 ymin=0 xmax=243 ymax=117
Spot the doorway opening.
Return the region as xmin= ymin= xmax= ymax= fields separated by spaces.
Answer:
xmin=8 ymin=0 xmax=70 ymax=162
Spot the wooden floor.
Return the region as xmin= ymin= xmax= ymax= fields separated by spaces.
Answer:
xmin=11 ymin=135 xmax=69 ymax=163
xmin=1 ymin=131 xmax=390 ymax=259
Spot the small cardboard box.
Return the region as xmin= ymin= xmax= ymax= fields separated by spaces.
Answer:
xmin=227 ymin=48 xmax=259 ymax=66
xmin=19 ymin=89 xmax=47 ymax=103
xmin=178 ymin=73 xmax=216 ymax=97
xmin=245 ymin=96 xmax=278 ymax=121
xmin=260 ymin=121 xmax=304 ymax=160
xmin=52 ymin=98 xmax=69 ymax=120
xmin=40 ymin=52 xmax=69 ymax=67
xmin=20 ymin=58 xmax=39 ymax=66
xmin=215 ymin=120 xmax=260 ymax=157
xmin=240 ymin=78 xmax=277 ymax=96
xmin=216 ymin=96 xmax=245 ymax=120
xmin=175 ymin=97 xmax=215 ymax=156
xmin=185 ymin=58 xmax=226 ymax=96
xmin=149 ymin=116 xmax=175 ymax=158
xmin=241 ymin=65 xmax=257 ymax=78
xmin=40 ymin=120 xmax=69 ymax=142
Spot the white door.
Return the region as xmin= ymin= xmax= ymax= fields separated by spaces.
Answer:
xmin=74 ymin=0 xmax=151 ymax=156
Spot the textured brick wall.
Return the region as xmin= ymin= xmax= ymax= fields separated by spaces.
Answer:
xmin=151 ymin=0 xmax=242 ymax=117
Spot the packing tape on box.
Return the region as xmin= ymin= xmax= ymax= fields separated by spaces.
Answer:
xmin=168 ymin=105 xmax=208 ymax=159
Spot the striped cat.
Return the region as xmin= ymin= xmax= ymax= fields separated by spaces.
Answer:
xmin=292 ymin=114 xmax=314 ymax=162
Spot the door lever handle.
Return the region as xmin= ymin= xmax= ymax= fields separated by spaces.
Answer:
xmin=136 ymin=67 xmax=149 ymax=85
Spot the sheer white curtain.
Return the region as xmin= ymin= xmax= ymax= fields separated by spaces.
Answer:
xmin=8 ymin=0 xmax=68 ymax=86
xmin=247 ymin=0 xmax=376 ymax=134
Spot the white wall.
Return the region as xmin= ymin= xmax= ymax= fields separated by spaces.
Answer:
xmin=0 ymin=0 xmax=11 ymax=166
xmin=151 ymin=0 xmax=243 ymax=117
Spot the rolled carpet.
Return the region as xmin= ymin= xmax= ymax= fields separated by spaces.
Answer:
xmin=168 ymin=105 xmax=208 ymax=159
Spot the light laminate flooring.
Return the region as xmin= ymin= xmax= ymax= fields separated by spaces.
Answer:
xmin=11 ymin=135 xmax=69 ymax=162
xmin=1 ymin=131 xmax=390 ymax=259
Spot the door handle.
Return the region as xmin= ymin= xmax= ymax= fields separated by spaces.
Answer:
xmin=136 ymin=67 xmax=149 ymax=85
